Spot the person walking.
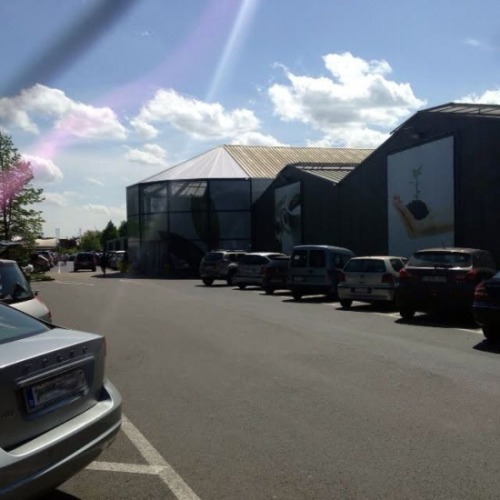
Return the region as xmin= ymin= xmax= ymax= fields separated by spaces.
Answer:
xmin=100 ymin=253 xmax=109 ymax=275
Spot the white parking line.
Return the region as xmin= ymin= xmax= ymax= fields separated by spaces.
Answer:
xmin=54 ymin=280 xmax=95 ymax=286
xmin=87 ymin=414 xmax=201 ymax=500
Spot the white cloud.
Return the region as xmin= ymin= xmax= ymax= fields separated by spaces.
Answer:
xmin=82 ymin=204 xmax=126 ymax=220
xmin=86 ymin=177 xmax=104 ymax=186
xmin=268 ymin=52 xmax=425 ymax=147
xmin=231 ymin=131 xmax=285 ymax=146
xmin=464 ymin=38 xmax=482 ymax=48
xmin=125 ymin=143 xmax=168 ymax=166
xmin=43 ymin=192 xmax=68 ymax=207
xmin=22 ymin=154 xmax=64 ymax=183
xmin=131 ymin=89 xmax=260 ymax=140
xmin=457 ymin=88 xmax=500 ymax=104
xmin=0 ymin=84 xmax=127 ymax=140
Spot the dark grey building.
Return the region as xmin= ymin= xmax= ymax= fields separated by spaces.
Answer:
xmin=254 ymin=103 xmax=500 ymax=263
xmin=126 ymin=145 xmax=372 ymax=275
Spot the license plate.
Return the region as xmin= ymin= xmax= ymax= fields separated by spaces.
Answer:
xmin=422 ymin=276 xmax=446 ymax=283
xmin=24 ymin=369 xmax=88 ymax=413
xmin=353 ymin=287 xmax=370 ymax=294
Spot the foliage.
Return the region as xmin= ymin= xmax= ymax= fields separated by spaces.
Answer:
xmin=118 ymin=220 xmax=127 ymax=238
xmin=80 ymin=230 xmax=102 ymax=251
xmin=101 ymin=220 xmax=119 ymax=249
xmin=0 ymin=132 xmax=44 ymax=250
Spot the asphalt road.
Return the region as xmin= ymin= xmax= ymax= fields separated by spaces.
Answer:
xmin=35 ymin=264 xmax=500 ymax=500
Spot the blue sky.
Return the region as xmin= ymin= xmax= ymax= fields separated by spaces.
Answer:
xmin=0 ymin=0 xmax=499 ymax=238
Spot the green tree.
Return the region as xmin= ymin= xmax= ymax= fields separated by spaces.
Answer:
xmin=118 ymin=220 xmax=127 ymax=238
xmin=101 ymin=220 xmax=119 ymax=250
xmin=80 ymin=230 xmax=102 ymax=251
xmin=0 ymin=132 xmax=44 ymax=250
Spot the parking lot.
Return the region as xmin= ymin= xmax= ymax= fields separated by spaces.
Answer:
xmin=35 ymin=265 xmax=500 ymax=499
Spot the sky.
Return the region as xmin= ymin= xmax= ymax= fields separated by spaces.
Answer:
xmin=0 ymin=0 xmax=499 ymax=239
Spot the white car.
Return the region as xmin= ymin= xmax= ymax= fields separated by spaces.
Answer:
xmin=337 ymin=256 xmax=407 ymax=309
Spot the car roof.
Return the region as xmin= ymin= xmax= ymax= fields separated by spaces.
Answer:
xmin=292 ymin=245 xmax=354 ymax=253
xmin=348 ymin=255 xmax=406 ymax=260
xmin=413 ymin=247 xmax=487 ymax=254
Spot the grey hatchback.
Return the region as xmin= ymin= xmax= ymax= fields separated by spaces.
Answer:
xmin=0 ymin=303 xmax=122 ymax=499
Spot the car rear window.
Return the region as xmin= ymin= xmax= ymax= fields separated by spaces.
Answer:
xmin=344 ymin=259 xmax=386 ymax=273
xmin=409 ymin=251 xmax=472 ymax=268
xmin=291 ymin=250 xmax=308 ymax=268
xmin=0 ymin=304 xmax=50 ymax=344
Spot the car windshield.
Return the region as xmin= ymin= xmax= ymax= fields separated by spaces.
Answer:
xmin=0 ymin=304 xmax=50 ymax=344
xmin=0 ymin=263 xmax=34 ymax=303
xmin=409 ymin=252 xmax=472 ymax=268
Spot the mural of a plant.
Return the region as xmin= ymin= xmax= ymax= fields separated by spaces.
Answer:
xmin=406 ymin=165 xmax=429 ymax=220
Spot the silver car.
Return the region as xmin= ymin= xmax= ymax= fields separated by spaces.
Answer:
xmin=337 ymin=256 xmax=407 ymax=309
xmin=234 ymin=252 xmax=289 ymax=289
xmin=0 ymin=259 xmax=52 ymax=322
xmin=0 ymin=303 xmax=122 ymax=499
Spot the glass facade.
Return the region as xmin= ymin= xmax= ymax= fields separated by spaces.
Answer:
xmin=126 ymin=178 xmax=252 ymax=276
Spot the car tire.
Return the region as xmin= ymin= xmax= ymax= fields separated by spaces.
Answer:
xmin=399 ymin=307 xmax=416 ymax=321
xmin=340 ymin=299 xmax=352 ymax=309
xmin=264 ymin=287 xmax=274 ymax=295
xmin=92 ymin=267 xmax=96 ymax=272
xmin=202 ymin=278 xmax=214 ymax=286
xmin=292 ymin=290 xmax=302 ymax=301
xmin=482 ymin=325 xmax=500 ymax=342
xmin=226 ymin=270 xmax=236 ymax=286
xmin=238 ymin=284 xmax=246 ymax=290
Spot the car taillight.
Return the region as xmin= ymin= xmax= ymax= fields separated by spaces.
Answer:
xmin=399 ymin=268 xmax=414 ymax=280
xmin=381 ymin=273 xmax=394 ymax=284
xmin=456 ymin=270 xmax=478 ymax=283
xmin=337 ymin=271 xmax=346 ymax=282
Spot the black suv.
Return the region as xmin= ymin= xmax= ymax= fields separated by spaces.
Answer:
xmin=397 ymin=247 xmax=496 ymax=320
xmin=199 ymin=250 xmax=246 ymax=286
xmin=74 ymin=252 xmax=97 ymax=272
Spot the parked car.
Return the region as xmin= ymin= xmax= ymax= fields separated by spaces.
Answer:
xmin=73 ymin=252 xmax=97 ymax=272
xmin=473 ymin=272 xmax=500 ymax=341
xmin=397 ymin=247 xmax=496 ymax=320
xmin=288 ymin=245 xmax=355 ymax=300
xmin=337 ymin=256 xmax=407 ymax=309
xmin=0 ymin=259 xmax=52 ymax=322
xmin=38 ymin=250 xmax=56 ymax=267
xmin=199 ymin=250 xmax=247 ymax=286
xmin=262 ymin=255 xmax=291 ymax=294
xmin=30 ymin=253 xmax=51 ymax=273
xmin=0 ymin=303 xmax=122 ymax=499
xmin=234 ymin=252 xmax=288 ymax=290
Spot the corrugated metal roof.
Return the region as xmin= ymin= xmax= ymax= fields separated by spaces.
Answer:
xmin=392 ymin=102 xmax=500 ymax=135
xmin=223 ymin=145 xmax=373 ymax=179
xmin=427 ymin=102 xmax=500 ymax=117
xmin=294 ymin=164 xmax=356 ymax=183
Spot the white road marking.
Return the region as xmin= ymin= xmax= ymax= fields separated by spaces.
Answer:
xmin=54 ymin=280 xmax=95 ymax=286
xmin=87 ymin=414 xmax=201 ymax=500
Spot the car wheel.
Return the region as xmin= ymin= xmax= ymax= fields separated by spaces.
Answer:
xmin=482 ymin=325 xmax=500 ymax=342
xmin=238 ymin=284 xmax=246 ymax=290
xmin=399 ymin=307 xmax=416 ymax=321
xmin=292 ymin=290 xmax=302 ymax=301
xmin=92 ymin=267 xmax=96 ymax=272
xmin=264 ymin=287 xmax=274 ymax=295
xmin=226 ymin=270 xmax=236 ymax=286
xmin=202 ymin=278 xmax=214 ymax=286
xmin=340 ymin=299 xmax=352 ymax=309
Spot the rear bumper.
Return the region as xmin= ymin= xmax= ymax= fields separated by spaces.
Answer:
xmin=337 ymin=284 xmax=395 ymax=302
xmin=0 ymin=379 xmax=122 ymax=500
xmin=397 ymin=286 xmax=474 ymax=312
